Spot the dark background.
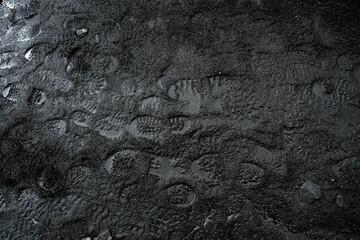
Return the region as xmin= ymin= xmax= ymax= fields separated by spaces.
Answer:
xmin=0 ymin=0 xmax=359 ymax=239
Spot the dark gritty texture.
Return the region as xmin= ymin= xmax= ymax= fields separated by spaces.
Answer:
xmin=0 ymin=0 xmax=360 ymax=239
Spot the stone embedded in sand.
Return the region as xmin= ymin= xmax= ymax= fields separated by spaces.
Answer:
xmin=298 ymin=180 xmax=321 ymax=203
xmin=76 ymin=28 xmax=88 ymax=37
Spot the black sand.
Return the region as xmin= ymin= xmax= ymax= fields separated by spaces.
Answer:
xmin=0 ymin=0 xmax=360 ymax=239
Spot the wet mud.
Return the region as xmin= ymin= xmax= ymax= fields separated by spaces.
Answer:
xmin=0 ymin=0 xmax=360 ymax=239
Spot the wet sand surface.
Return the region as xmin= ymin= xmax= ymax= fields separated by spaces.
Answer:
xmin=0 ymin=0 xmax=360 ymax=239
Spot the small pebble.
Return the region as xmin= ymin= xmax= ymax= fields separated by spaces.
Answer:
xmin=76 ymin=28 xmax=88 ymax=37
xmin=298 ymin=180 xmax=321 ymax=203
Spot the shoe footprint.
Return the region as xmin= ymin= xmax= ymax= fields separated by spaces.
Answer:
xmin=168 ymin=79 xmax=202 ymax=115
